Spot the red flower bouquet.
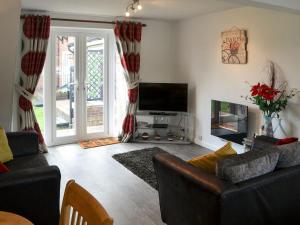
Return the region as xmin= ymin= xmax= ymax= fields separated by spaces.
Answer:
xmin=250 ymin=83 xmax=279 ymax=101
xmin=245 ymin=62 xmax=298 ymax=118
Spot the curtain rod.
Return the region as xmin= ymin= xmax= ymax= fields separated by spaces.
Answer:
xmin=20 ymin=16 xmax=147 ymax=27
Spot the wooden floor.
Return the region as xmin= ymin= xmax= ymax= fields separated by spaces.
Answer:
xmin=45 ymin=142 xmax=211 ymax=225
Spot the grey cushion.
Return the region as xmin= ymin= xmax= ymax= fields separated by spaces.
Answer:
xmin=4 ymin=154 xmax=49 ymax=171
xmin=251 ymin=135 xmax=279 ymax=151
xmin=216 ymin=150 xmax=279 ymax=183
xmin=276 ymin=142 xmax=300 ymax=168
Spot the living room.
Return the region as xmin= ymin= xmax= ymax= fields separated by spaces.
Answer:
xmin=1 ymin=0 xmax=300 ymax=225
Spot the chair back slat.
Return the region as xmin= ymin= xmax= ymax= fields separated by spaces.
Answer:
xmin=70 ymin=208 xmax=76 ymax=225
xmin=60 ymin=180 xmax=113 ymax=225
xmin=76 ymin=214 xmax=82 ymax=225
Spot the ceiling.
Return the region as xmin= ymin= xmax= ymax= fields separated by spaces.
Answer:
xmin=21 ymin=0 xmax=241 ymax=21
xmin=225 ymin=0 xmax=300 ymax=14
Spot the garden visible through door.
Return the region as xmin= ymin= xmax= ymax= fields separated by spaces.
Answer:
xmin=50 ymin=28 xmax=109 ymax=145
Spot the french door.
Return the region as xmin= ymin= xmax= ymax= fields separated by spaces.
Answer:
xmin=47 ymin=28 xmax=112 ymax=145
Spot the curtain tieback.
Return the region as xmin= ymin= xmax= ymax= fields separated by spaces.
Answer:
xmin=15 ymin=84 xmax=34 ymax=102
xmin=128 ymin=80 xmax=140 ymax=89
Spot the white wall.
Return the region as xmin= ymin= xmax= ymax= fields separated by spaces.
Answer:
xmin=175 ymin=7 xmax=300 ymax=152
xmin=140 ymin=20 xmax=176 ymax=83
xmin=0 ymin=0 xmax=21 ymax=131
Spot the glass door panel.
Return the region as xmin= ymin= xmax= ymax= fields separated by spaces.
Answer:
xmin=55 ymin=35 xmax=76 ymax=138
xmin=48 ymin=28 xmax=110 ymax=145
xmin=86 ymin=36 xmax=105 ymax=134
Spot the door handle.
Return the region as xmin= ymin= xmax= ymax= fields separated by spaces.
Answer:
xmin=68 ymin=83 xmax=79 ymax=91
xmin=69 ymin=82 xmax=91 ymax=92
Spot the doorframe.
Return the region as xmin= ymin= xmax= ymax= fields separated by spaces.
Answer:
xmin=44 ymin=27 xmax=116 ymax=146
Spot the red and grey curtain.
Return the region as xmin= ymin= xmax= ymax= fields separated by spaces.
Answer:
xmin=17 ymin=15 xmax=50 ymax=152
xmin=114 ymin=21 xmax=142 ymax=142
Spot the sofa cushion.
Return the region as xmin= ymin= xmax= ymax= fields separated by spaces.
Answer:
xmin=251 ymin=135 xmax=279 ymax=151
xmin=0 ymin=162 xmax=9 ymax=173
xmin=276 ymin=142 xmax=300 ymax=168
xmin=275 ymin=137 xmax=298 ymax=146
xmin=0 ymin=127 xmax=13 ymax=163
xmin=4 ymin=154 xmax=49 ymax=171
xmin=6 ymin=131 xmax=39 ymax=157
xmin=216 ymin=150 xmax=279 ymax=183
xmin=188 ymin=142 xmax=237 ymax=174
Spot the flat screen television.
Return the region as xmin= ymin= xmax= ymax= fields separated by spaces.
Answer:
xmin=138 ymin=83 xmax=188 ymax=112
xmin=211 ymin=100 xmax=248 ymax=145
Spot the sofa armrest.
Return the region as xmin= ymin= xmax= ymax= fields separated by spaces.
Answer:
xmin=0 ymin=166 xmax=61 ymax=225
xmin=153 ymin=152 xmax=235 ymax=225
xmin=6 ymin=131 xmax=39 ymax=157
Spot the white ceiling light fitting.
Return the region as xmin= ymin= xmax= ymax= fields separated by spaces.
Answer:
xmin=125 ymin=0 xmax=143 ymax=17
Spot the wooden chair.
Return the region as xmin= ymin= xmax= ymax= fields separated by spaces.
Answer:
xmin=59 ymin=180 xmax=113 ymax=225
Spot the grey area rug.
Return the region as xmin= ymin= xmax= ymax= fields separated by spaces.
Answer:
xmin=112 ymin=147 xmax=166 ymax=190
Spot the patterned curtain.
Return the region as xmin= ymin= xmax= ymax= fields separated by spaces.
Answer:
xmin=17 ymin=15 xmax=51 ymax=153
xmin=114 ymin=21 xmax=142 ymax=142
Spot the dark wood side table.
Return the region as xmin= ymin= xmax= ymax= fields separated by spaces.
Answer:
xmin=0 ymin=211 xmax=33 ymax=225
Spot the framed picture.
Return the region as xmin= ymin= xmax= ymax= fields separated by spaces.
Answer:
xmin=222 ymin=28 xmax=247 ymax=64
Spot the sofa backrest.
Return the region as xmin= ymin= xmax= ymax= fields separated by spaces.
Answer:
xmin=221 ymin=164 xmax=300 ymax=225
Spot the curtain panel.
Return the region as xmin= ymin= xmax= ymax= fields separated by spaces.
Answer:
xmin=114 ymin=21 xmax=142 ymax=142
xmin=18 ymin=15 xmax=50 ymax=153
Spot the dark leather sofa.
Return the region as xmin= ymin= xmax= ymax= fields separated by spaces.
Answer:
xmin=153 ymin=137 xmax=300 ymax=225
xmin=0 ymin=131 xmax=61 ymax=225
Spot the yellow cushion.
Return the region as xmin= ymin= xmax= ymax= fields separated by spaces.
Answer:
xmin=0 ymin=127 xmax=13 ymax=163
xmin=188 ymin=142 xmax=237 ymax=174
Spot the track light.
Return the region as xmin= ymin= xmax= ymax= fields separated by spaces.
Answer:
xmin=125 ymin=0 xmax=142 ymax=17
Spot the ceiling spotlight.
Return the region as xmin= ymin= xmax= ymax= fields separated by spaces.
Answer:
xmin=125 ymin=0 xmax=142 ymax=17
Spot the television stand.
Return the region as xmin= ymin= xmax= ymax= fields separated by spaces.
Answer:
xmin=133 ymin=111 xmax=192 ymax=144
xmin=152 ymin=124 xmax=168 ymax=128
xmin=149 ymin=112 xmax=178 ymax=116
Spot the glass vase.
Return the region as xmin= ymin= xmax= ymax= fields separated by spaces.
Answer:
xmin=261 ymin=115 xmax=281 ymax=137
xmin=262 ymin=116 xmax=274 ymax=137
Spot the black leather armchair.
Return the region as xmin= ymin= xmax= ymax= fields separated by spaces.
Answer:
xmin=0 ymin=131 xmax=61 ymax=225
xmin=153 ymin=152 xmax=300 ymax=225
